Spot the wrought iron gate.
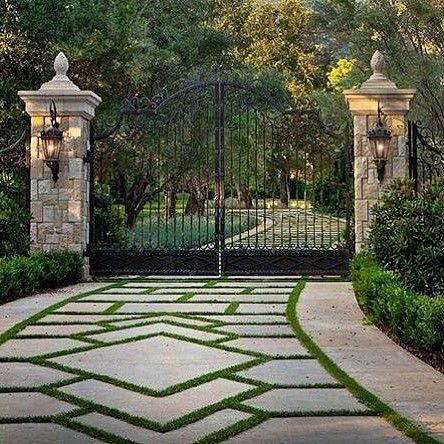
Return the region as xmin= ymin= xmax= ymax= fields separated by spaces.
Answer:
xmin=89 ymin=80 xmax=351 ymax=275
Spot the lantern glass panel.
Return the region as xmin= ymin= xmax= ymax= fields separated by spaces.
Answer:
xmin=42 ymin=137 xmax=62 ymax=161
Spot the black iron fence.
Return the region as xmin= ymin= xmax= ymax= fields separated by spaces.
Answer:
xmin=408 ymin=121 xmax=444 ymax=191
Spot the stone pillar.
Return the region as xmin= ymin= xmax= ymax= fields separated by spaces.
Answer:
xmin=343 ymin=51 xmax=416 ymax=251
xmin=19 ymin=53 xmax=101 ymax=278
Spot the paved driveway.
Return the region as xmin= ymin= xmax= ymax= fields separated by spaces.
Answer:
xmin=0 ymin=279 xmax=415 ymax=443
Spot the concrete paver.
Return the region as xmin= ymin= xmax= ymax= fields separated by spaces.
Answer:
xmin=298 ymin=282 xmax=444 ymax=441
xmin=0 ymin=278 xmax=434 ymax=443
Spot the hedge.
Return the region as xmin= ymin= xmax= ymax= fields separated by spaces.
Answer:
xmin=0 ymin=251 xmax=83 ymax=304
xmin=351 ymin=252 xmax=444 ymax=353
xmin=368 ymin=178 xmax=444 ymax=297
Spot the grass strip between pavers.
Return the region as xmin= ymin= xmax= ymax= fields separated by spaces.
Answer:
xmin=0 ymin=282 xmax=123 ymax=347
xmin=177 ymin=292 xmax=195 ymax=302
xmin=0 ymin=278 xmax=437 ymax=444
xmin=103 ymin=301 xmax=126 ymax=314
xmin=224 ymin=301 xmax=240 ymax=314
xmin=286 ymin=280 xmax=439 ymax=444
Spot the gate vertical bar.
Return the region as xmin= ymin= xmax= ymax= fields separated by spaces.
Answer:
xmin=408 ymin=121 xmax=418 ymax=193
xmin=214 ymin=81 xmax=225 ymax=274
xmin=88 ymin=127 xmax=96 ymax=254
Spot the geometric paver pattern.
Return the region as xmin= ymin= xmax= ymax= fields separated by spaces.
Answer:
xmin=0 ymin=278 xmax=414 ymax=443
xmin=51 ymin=336 xmax=253 ymax=391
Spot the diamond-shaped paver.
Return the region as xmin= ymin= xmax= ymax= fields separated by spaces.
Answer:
xmin=59 ymin=378 xmax=252 ymax=423
xmin=0 ymin=392 xmax=77 ymax=418
xmin=50 ymin=336 xmax=254 ymax=391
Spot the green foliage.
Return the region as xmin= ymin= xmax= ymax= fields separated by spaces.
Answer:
xmin=94 ymin=184 xmax=126 ymax=246
xmin=320 ymin=0 xmax=444 ymax=135
xmin=368 ymin=178 xmax=444 ymax=297
xmin=351 ymin=252 xmax=444 ymax=352
xmin=311 ymin=173 xmax=348 ymax=217
xmin=0 ymin=191 xmax=31 ymax=257
xmin=0 ymin=251 xmax=83 ymax=304
xmin=0 ymin=172 xmax=27 ymax=204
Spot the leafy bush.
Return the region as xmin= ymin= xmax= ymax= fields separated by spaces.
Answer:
xmin=351 ymin=252 xmax=444 ymax=352
xmin=0 ymin=191 xmax=31 ymax=257
xmin=0 ymin=251 xmax=83 ymax=304
xmin=311 ymin=173 xmax=349 ymax=217
xmin=368 ymin=178 xmax=444 ymax=297
xmin=94 ymin=184 xmax=126 ymax=246
xmin=0 ymin=172 xmax=27 ymax=205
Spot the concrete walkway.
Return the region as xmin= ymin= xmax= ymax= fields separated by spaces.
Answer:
xmin=0 ymin=279 xmax=440 ymax=443
xmin=298 ymin=282 xmax=444 ymax=442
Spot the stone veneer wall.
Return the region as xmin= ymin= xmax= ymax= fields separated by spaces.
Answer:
xmin=29 ymin=115 xmax=90 ymax=257
xmin=353 ymin=113 xmax=408 ymax=250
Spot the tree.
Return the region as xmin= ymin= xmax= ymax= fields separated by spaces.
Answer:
xmin=318 ymin=0 xmax=444 ymax=136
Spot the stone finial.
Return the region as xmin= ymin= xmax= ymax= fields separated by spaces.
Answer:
xmin=360 ymin=50 xmax=397 ymax=90
xmin=54 ymin=52 xmax=69 ymax=76
xmin=39 ymin=52 xmax=80 ymax=91
xmin=371 ymin=50 xmax=385 ymax=75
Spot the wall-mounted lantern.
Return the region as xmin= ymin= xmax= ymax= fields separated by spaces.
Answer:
xmin=40 ymin=100 xmax=63 ymax=183
xmin=368 ymin=103 xmax=392 ymax=183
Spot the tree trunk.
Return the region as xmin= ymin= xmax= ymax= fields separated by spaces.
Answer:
xmin=235 ymin=182 xmax=253 ymax=209
xmin=185 ymin=177 xmax=207 ymax=216
xmin=126 ymin=210 xmax=138 ymax=229
xmin=279 ymin=171 xmax=290 ymax=208
xmin=164 ymin=188 xmax=177 ymax=219
xmin=123 ymin=174 xmax=151 ymax=229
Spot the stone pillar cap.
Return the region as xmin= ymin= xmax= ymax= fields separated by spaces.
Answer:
xmin=360 ymin=50 xmax=398 ymax=90
xmin=39 ymin=52 xmax=80 ymax=91
xmin=343 ymin=50 xmax=416 ymax=115
xmin=18 ymin=53 xmax=101 ymax=120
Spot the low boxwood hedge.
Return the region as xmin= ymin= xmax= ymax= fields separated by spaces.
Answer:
xmin=351 ymin=251 xmax=444 ymax=353
xmin=0 ymin=251 xmax=83 ymax=304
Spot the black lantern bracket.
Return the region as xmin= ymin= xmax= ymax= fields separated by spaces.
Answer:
xmin=368 ymin=102 xmax=392 ymax=183
xmin=40 ymin=100 xmax=64 ymax=183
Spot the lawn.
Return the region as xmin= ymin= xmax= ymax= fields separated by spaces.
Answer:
xmin=125 ymin=213 xmax=258 ymax=249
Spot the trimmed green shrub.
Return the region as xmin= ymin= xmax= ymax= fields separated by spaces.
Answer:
xmin=368 ymin=178 xmax=444 ymax=297
xmin=0 ymin=251 xmax=83 ymax=304
xmin=311 ymin=173 xmax=349 ymax=217
xmin=351 ymin=252 xmax=444 ymax=352
xmin=0 ymin=191 xmax=31 ymax=257
xmin=94 ymin=184 xmax=126 ymax=246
